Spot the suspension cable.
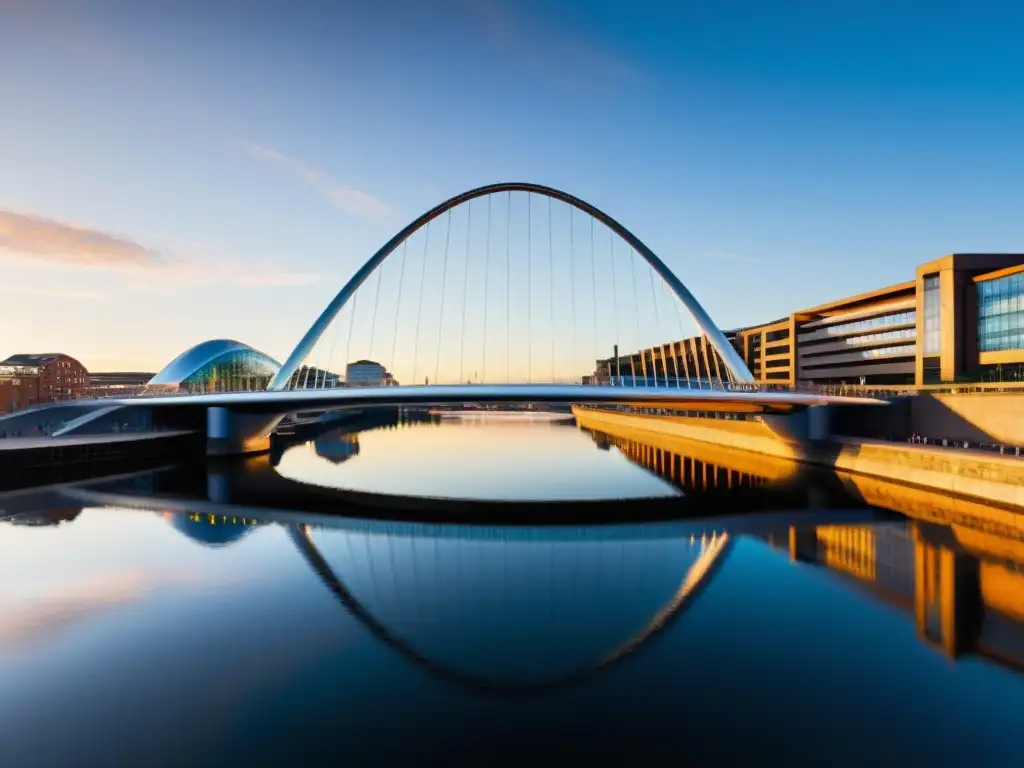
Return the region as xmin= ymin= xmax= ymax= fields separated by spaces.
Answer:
xmin=458 ymin=200 xmax=472 ymax=384
xmin=667 ymin=283 xmax=691 ymax=388
xmin=389 ymin=239 xmax=409 ymax=384
xmin=647 ymin=265 xmax=662 ymax=387
xmin=481 ymin=194 xmax=492 ymax=383
xmin=322 ymin=277 xmax=347 ymax=390
xmin=434 ymin=208 xmax=453 ymax=386
xmin=367 ymin=256 xmax=385 ymax=366
xmin=608 ymin=229 xmax=620 ymax=385
xmin=589 ymin=215 xmax=597 ymax=385
xmin=342 ymin=290 xmax=359 ymax=386
xmin=661 ymin=281 xmax=682 ymax=385
xmin=629 ymin=247 xmax=641 ymax=385
xmin=548 ymin=195 xmax=555 ymax=383
xmin=411 ymin=219 xmax=432 ymax=386
xmin=568 ymin=203 xmax=576 ymax=383
xmin=527 ymin=193 xmax=532 ymax=383
xmin=505 ymin=190 xmax=511 ymax=384
xmin=301 ymin=352 xmax=312 ymax=390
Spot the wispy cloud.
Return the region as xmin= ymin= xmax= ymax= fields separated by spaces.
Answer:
xmin=468 ymin=0 xmax=648 ymax=93
xmin=241 ymin=141 xmax=396 ymax=223
xmin=0 ymin=209 xmax=319 ymax=290
xmin=0 ymin=210 xmax=163 ymax=269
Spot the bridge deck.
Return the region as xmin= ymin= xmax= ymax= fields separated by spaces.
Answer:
xmin=96 ymin=384 xmax=888 ymax=414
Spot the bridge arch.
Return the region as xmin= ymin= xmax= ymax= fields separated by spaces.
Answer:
xmin=289 ymin=522 xmax=733 ymax=694
xmin=268 ymin=182 xmax=753 ymax=390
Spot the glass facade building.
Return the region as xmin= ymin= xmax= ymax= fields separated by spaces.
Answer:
xmin=977 ymin=272 xmax=1024 ymax=352
xmin=146 ymin=340 xmax=281 ymax=394
xmin=922 ymin=275 xmax=942 ymax=356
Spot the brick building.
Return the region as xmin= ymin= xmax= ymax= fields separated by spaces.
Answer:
xmin=0 ymin=365 xmax=42 ymax=413
xmin=0 ymin=353 xmax=90 ymax=413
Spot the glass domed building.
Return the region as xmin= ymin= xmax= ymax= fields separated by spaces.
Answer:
xmin=146 ymin=339 xmax=281 ymax=394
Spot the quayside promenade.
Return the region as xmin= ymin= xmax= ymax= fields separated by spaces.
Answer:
xmin=573 ymin=403 xmax=1024 ymax=511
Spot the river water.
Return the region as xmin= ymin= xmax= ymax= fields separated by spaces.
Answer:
xmin=1 ymin=413 xmax=1023 ymax=765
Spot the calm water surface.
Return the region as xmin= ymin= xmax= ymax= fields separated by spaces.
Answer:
xmin=1 ymin=415 xmax=1023 ymax=765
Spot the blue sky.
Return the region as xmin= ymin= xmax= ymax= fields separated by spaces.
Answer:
xmin=2 ymin=0 xmax=1023 ymax=373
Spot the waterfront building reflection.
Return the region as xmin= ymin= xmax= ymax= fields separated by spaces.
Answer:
xmin=767 ymin=520 xmax=1024 ymax=670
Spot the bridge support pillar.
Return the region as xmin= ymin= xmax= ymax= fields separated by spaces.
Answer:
xmin=761 ymin=406 xmax=832 ymax=443
xmin=206 ymin=407 xmax=280 ymax=457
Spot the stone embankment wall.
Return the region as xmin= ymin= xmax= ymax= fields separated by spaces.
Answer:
xmin=572 ymin=406 xmax=1024 ymax=510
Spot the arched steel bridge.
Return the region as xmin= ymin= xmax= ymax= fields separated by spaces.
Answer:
xmin=268 ymin=181 xmax=754 ymax=391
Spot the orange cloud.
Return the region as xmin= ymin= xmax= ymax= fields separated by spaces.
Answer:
xmin=0 ymin=209 xmax=162 ymax=269
xmin=0 ymin=209 xmax=319 ymax=290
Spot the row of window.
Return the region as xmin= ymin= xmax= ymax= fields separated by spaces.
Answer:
xmin=977 ymin=273 xmax=1024 ymax=353
xmin=800 ymin=327 xmax=915 ymax=356
xmin=978 ymin=331 xmax=1024 ymax=353
xmin=804 ymin=310 xmax=916 ymax=339
xmin=801 ymin=344 xmax=916 ymax=368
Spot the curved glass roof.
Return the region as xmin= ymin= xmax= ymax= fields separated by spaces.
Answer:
xmin=148 ymin=339 xmax=281 ymax=386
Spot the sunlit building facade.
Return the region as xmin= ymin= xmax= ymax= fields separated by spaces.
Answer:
xmin=146 ymin=339 xmax=281 ymax=394
xmin=606 ymin=253 xmax=1024 ymax=387
xmin=0 ymin=353 xmax=89 ymax=411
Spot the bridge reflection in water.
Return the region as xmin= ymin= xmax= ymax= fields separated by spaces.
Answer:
xmin=138 ymin=504 xmax=1024 ymax=677
xmin=290 ymin=522 xmax=731 ymax=693
xmin=34 ymin=409 xmax=1024 ymax=678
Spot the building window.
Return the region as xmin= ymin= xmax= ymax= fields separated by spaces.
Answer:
xmin=978 ymin=272 xmax=1024 ymax=353
xmin=922 ymin=274 xmax=941 ymax=356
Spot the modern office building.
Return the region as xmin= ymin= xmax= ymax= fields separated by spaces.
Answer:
xmin=0 ymin=353 xmax=89 ymax=412
xmin=599 ymin=253 xmax=1024 ymax=387
xmin=146 ymin=339 xmax=281 ymax=394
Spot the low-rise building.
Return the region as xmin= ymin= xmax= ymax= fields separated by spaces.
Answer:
xmin=0 ymin=353 xmax=89 ymax=411
xmin=0 ymin=364 xmax=42 ymax=413
xmin=345 ymin=360 xmax=398 ymax=387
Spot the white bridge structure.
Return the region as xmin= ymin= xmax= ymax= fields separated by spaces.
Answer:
xmin=4 ymin=182 xmax=885 ymax=454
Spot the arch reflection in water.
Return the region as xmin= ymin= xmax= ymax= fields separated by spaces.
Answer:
xmin=292 ymin=522 xmax=730 ymax=693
